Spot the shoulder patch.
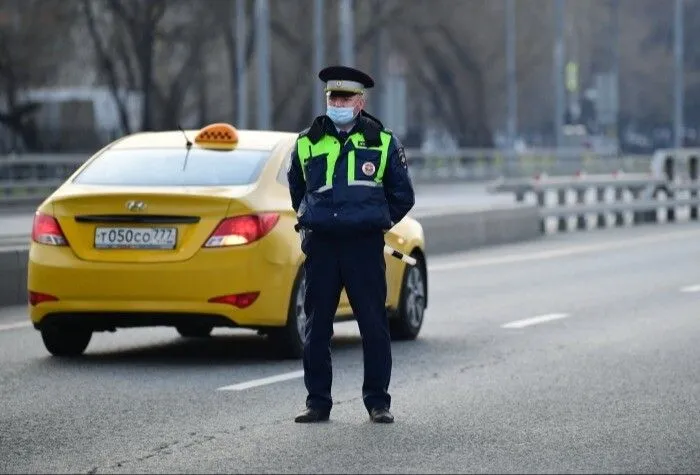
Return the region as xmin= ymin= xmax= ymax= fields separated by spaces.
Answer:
xmin=398 ymin=146 xmax=407 ymax=167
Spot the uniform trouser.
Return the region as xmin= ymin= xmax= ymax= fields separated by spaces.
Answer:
xmin=302 ymin=230 xmax=392 ymax=413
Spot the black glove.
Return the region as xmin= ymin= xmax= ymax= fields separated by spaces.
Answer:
xmin=299 ymin=226 xmax=312 ymax=255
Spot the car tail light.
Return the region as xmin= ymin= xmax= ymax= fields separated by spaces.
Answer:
xmin=29 ymin=291 xmax=59 ymax=306
xmin=204 ymin=213 xmax=279 ymax=247
xmin=31 ymin=213 xmax=68 ymax=246
xmin=208 ymin=292 xmax=259 ymax=308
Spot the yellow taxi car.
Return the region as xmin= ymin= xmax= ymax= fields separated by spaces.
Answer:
xmin=27 ymin=123 xmax=428 ymax=358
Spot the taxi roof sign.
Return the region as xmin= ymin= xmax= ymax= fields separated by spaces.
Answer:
xmin=194 ymin=123 xmax=239 ymax=149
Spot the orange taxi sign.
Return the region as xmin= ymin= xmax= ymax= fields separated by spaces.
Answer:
xmin=194 ymin=123 xmax=239 ymax=149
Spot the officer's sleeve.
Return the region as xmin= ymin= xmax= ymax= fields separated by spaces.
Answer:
xmin=287 ymin=142 xmax=306 ymax=213
xmin=383 ymin=135 xmax=416 ymax=226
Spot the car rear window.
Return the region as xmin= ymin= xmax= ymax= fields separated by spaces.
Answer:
xmin=72 ymin=148 xmax=270 ymax=186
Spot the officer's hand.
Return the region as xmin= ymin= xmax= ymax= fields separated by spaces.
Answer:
xmin=300 ymin=227 xmax=313 ymax=255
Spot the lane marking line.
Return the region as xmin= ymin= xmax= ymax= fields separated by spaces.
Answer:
xmin=0 ymin=321 xmax=32 ymax=332
xmin=680 ymin=284 xmax=700 ymax=293
xmin=217 ymin=370 xmax=304 ymax=391
xmin=501 ymin=313 xmax=570 ymax=329
xmin=428 ymin=228 xmax=700 ymax=272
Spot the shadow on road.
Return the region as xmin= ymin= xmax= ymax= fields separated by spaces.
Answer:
xmin=32 ymin=329 xmax=451 ymax=373
xmin=35 ymin=331 xmax=374 ymax=368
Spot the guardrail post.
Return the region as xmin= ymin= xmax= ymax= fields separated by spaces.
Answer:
xmin=536 ymin=188 xmax=546 ymax=233
xmin=614 ymin=186 xmax=625 ymax=226
xmin=576 ymin=187 xmax=587 ymax=230
xmin=536 ymin=190 xmax=545 ymax=207
xmin=666 ymin=187 xmax=676 ymax=222
xmin=644 ymin=186 xmax=659 ymax=224
xmin=557 ymin=188 xmax=567 ymax=231
xmin=596 ymin=187 xmax=607 ymax=229
xmin=690 ymin=156 xmax=698 ymax=221
xmin=664 ymin=155 xmax=674 ymax=182
xmin=630 ymin=187 xmax=645 ymax=225
xmin=661 ymin=154 xmax=676 ymax=223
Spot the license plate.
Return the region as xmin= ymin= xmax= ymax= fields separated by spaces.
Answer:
xmin=94 ymin=227 xmax=177 ymax=250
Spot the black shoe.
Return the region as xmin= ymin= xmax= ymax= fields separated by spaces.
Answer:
xmin=294 ymin=407 xmax=330 ymax=423
xmin=369 ymin=407 xmax=394 ymax=423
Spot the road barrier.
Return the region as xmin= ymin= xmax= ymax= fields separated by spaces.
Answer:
xmin=488 ymin=170 xmax=700 ymax=233
xmin=0 ymin=247 xmax=28 ymax=307
xmin=0 ymin=149 xmax=654 ymax=208
xmin=1 ymin=154 xmax=85 ymax=208
xmin=406 ymin=148 xmax=651 ymax=182
xmin=650 ymin=147 xmax=700 ymax=183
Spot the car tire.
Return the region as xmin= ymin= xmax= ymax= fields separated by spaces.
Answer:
xmin=176 ymin=324 xmax=213 ymax=338
xmin=268 ymin=265 xmax=306 ymax=359
xmin=389 ymin=253 xmax=427 ymax=341
xmin=41 ymin=325 xmax=92 ymax=357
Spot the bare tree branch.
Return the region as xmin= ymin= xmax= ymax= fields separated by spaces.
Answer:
xmin=81 ymin=0 xmax=133 ymax=133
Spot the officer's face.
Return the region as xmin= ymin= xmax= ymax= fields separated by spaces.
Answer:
xmin=327 ymin=92 xmax=365 ymax=114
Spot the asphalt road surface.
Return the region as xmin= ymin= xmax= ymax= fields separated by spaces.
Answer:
xmin=1 ymin=224 xmax=699 ymax=474
xmin=0 ymin=182 xmax=516 ymax=246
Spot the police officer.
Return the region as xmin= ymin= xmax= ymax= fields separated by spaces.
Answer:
xmin=287 ymin=65 xmax=415 ymax=424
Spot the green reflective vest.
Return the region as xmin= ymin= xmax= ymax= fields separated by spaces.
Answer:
xmin=296 ymin=130 xmax=392 ymax=192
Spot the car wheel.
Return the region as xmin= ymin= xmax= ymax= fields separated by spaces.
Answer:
xmin=390 ymin=253 xmax=427 ymax=340
xmin=268 ymin=265 xmax=306 ymax=359
xmin=176 ymin=324 xmax=213 ymax=338
xmin=41 ymin=325 xmax=92 ymax=357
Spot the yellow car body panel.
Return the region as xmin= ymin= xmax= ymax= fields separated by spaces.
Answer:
xmin=27 ymin=127 xmax=426 ymax=331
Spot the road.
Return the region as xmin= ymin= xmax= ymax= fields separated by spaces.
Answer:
xmin=0 ymin=182 xmax=516 ymax=246
xmin=1 ymin=224 xmax=699 ymax=473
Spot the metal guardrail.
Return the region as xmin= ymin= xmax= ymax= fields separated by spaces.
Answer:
xmin=488 ymin=172 xmax=666 ymax=196
xmin=0 ymin=149 xmax=654 ymax=207
xmin=0 ymin=154 xmax=86 ymax=178
xmin=0 ymin=154 xmax=86 ymax=208
xmin=0 ymin=234 xmax=30 ymax=249
xmin=406 ymin=148 xmax=651 ymax=182
xmin=488 ymin=172 xmax=700 ymax=233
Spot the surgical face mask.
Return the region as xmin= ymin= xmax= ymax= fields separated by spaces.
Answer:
xmin=326 ymin=105 xmax=356 ymax=125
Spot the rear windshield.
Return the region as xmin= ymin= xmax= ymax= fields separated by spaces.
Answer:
xmin=72 ymin=148 xmax=270 ymax=186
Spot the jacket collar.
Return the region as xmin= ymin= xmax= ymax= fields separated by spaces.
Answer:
xmin=306 ymin=110 xmax=383 ymax=147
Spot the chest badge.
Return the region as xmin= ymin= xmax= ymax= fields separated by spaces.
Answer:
xmin=361 ymin=161 xmax=376 ymax=176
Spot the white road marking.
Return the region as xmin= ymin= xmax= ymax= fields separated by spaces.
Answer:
xmin=680 ymin=284 xmax=700 ymax=293
xmin=501 ymin=313 xmax=570 ymax=329
xmin=217 ymin=370 xmax=304 ymax=391
xmin=428 ymin=228 xmax=700 ymax=272
xmin=0 ymin=321 xmax=32 ymax=332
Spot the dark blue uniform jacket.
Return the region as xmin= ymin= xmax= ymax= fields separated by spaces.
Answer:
xmin=287 ymin=111 xmax=415 ymax=235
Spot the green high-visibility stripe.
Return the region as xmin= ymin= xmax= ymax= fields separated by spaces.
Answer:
xmin=296 ymin=130 xmax=391 ymax=187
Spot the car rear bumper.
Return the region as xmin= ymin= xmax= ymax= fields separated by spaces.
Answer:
xmin=33 ymin=309 xmax=239 ymax=331
xmin=27 ymin=244 xmax=298 ymax=328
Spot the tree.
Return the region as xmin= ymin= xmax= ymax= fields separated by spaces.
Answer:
xmin=81 ymin=0 xmax=221 ymax=131
xmin=0 ymin=0 xmax=78 ymax=151
xmin=3 ymin=0 xmax=690 ymax=152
